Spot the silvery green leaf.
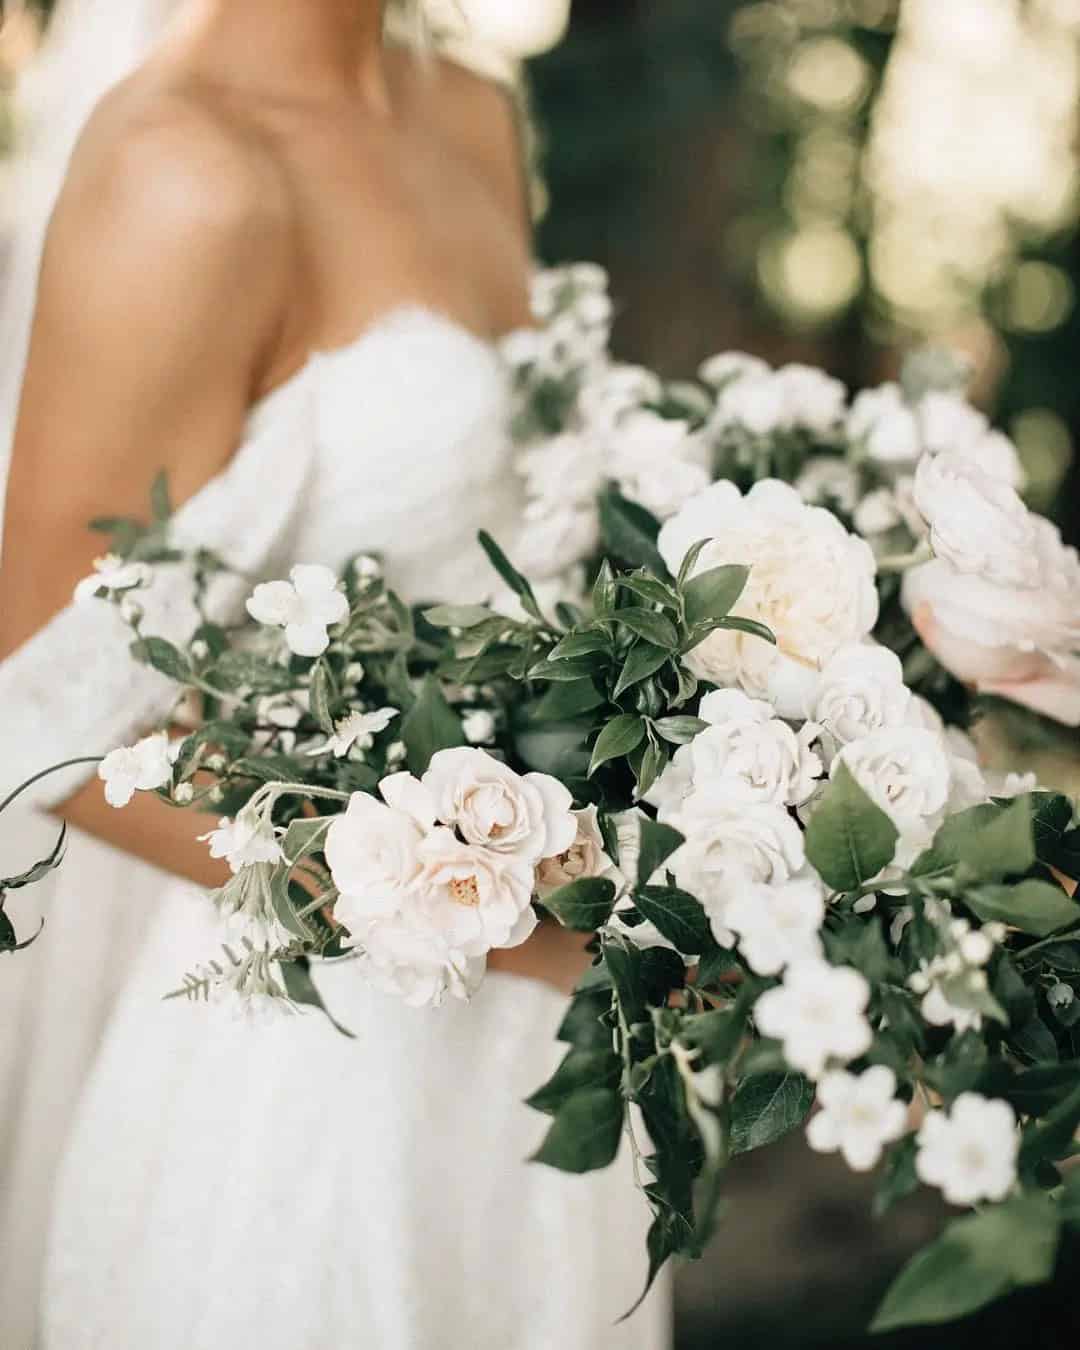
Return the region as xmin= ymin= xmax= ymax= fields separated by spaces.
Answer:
xmin=130 ymin=636 xmax=192 ymax=684
xmin=309 ymin=663 xmax=337 ymax=736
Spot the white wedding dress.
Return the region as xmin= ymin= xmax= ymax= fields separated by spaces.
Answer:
xmin=1 ymin=308 xmax=670 ymax=1349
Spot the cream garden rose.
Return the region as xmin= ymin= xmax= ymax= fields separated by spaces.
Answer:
xmin=657 ymin=480 xmax=879 ymax=717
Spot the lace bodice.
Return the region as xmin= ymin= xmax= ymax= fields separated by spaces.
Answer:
xmin=0 ymin=308 xmax=521 ymax=808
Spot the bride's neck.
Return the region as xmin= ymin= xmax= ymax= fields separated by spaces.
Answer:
xmin=177 ymin=0 xmax=389 ymax=106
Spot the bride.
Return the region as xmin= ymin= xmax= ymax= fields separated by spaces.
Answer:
xmin=0 ymin=1 xmax=670 ymax=1346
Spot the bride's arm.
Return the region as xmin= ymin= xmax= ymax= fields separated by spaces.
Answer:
xmin=0 ymin=102 xmax=290 ymax=885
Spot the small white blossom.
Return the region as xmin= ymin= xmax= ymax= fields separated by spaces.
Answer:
xmin=854 ymin=489 xmax=903 ymax=538
xmin=74 ymin=554 xmax=153 ymax=605
xmin=313 ymin=707 xmax=399 ymax=759
xmin=386 ymin=740 xmax=407 ymax=765
xmin=699 ymin=351 xmax=770 ymax=388
xmin=806 ymin=1066 xmax=908 ymax=1171
xmin=174 ymin=782 xmax=194 ymax=805
xmin=98 ymin=732 xmax=174 ymax=808
xmin=462 ymin=709 xmax=497 ymax=745
xmin=754 ymin=959 xmax=873 ymax=1080
xmin=848 ymin=384 xmax=921 ymax=466
xmin=607 ymin=411 xmax=711 ymax=521
xmin=918 ymin=391 xmax=989 ymax=457
xmin=915 ymin=1094 xmax=1018 ymax=1206
xmin=920 ymin=983 xmax=983 ymax=1034
xmin=1049 ymin=983 xmax=1075 ymax=1011
xmin=246 ymin=564 xmax=349 ymax=658
xmin=795 ymin=457 xmax=859 ymax=514
xmin=725 ymin=876 xmax=826 ymax=976
xmin=352 ymin=555 xmax=382 ymax=582
xmin=200 ymin=807 xmax=283 ymax=875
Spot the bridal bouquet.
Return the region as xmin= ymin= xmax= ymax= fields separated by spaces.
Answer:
xmin=57 ymin=265 xmax=1080 ymax=1331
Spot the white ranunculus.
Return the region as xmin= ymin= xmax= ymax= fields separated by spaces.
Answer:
xmin=421 ymin=747 xmax=576 ymax=863
xmin=414 ymin=828 xmax=538 ymax=955
xmin=689 ymin=688 xmax=821 ymax=806
xmin=699 ymin=351 xmax=771 ymax=389
xmin=847 ymin=383 xmax=921 ymax=466
xmin=725 ymin=876 xmax=826 ymax=976
xmin=918 ymin=391 xmax=989 ymax=456
xmin=355 ymin=916 xmax=486 ymax=1008
xmin=915 ymin=1093 xmax=1018 ymax=1206
xmin=246 ymin=564 xmax=349 ymax=658
xmin=913 ymin=451 xmax=1038 ymax=587
xmin=772 ymin=364 xmax=847 ymax=437
xmin=665 ymin=784 xmax=806 ymax=946
xmin=903 ymin=517 xmax=1080 ymax=727
xmin=74 ymin=553 xmax=154 ymax=606
xmin=325 ymin=792 xmax=425 ymax=923
xmin=806 ymin=1066 xmax=908 ymax=1172
xmin=536 ymin=804 xmax=616 ymax=897
xmin=813 ymin=644 xmax=911 ymax=751
xmin=98 ymin=731 xmax=175 ymax=808
xmin=834 ymin=727 xmax=952 ymax=836
xmin=200 ymin=806 xmax=283 ymax=875
xmin=658 ymin=480 xmax=879 ymax=717
xmin=753 ymin=959 xmax=873 ymax=1080
xmin=608 ymin=411 xmax=711 ymax=521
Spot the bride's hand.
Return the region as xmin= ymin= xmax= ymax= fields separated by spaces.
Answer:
xmin=487 ymin=920 xmax=594 ymax=995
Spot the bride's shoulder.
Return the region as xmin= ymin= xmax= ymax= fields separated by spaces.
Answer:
xmin=54 ymin=73 xmax=292 ymax=272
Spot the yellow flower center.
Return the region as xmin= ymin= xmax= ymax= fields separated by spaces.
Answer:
xmin=449 ymin=875 xmax=481 ymax=907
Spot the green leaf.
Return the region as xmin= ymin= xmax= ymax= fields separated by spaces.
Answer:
xmin=422 ymin=604 xmax=499 ymax=629
xmin=548 ymin=630 xmax=612 ymax=661
xmin=637 ymin=819 xmax=685 ymax=888
xmin=612 ymin=642 xmax=669 ymax=699
xmin=309 ymin=663 xmax=337 ymax=736
xmin=651 ymin=715 xmax=707 ymax=746
xmin=804 ymin=762 xmax=899 ymax=893
xmin=528 ymin=653 xmax=608 ymax=683
xmin=130 ymin=636 xmax=192 ymax=684
xmin=591 ymin=559 xmax=618 ymax=618
xmin=1 ymin=822 xmax=67 ymax=892
xmin=677 ymin=538 xmax=712 ymax=588
xmin=966 ymin=879 xmax=1080 ymax=938
xmin=542 ymin=877 xmax=617 ymax=932
xmin=282 ymin=816 xmax=332 ymax=865
xmin=705 ymin=616 xmax=776 ymax=646
xmin=1062 ymin=1169 xmax=1080 ymax=1227
xmin=476 ymin=531 xmax=543 ymax=621
xmin=682 ymin=564 xmax=749 ymax=628
xmin=531 ymin=1087 xmax=624 ymax=1173
xmin=526 ymin=1048 xmax=621 ymax=1116
xmin=730 ymin=1072 xmax=814 ymax=1156
xmin=616 ymin=574 xmax=679 ymax=609
xmin=528 ymin=679 xmax=606 ymax=722
xmin=961 ymin=795 xmax=1036 ymax=879
xmin=1032 ymin=793 xmax=1080 ymax=876
xmin=635 ymin=885 xmax=713 ymax=955
xmin=680 ymin=1002 xmax=750 ymax=1066
xmin=614 ymin=607 xmax=679 ymax=651
xmin=633 ymin=737 xmax=666 ymax=801
xmin=209 ymin=650 xmax=295 ymax=695
xmin=873 ymin=1135 xmax=920 ymax=1217
xmin=1020 ymin=1082 xmax=1080 ymax=1168
xmin=401 ymin=675 xmax=465 ymax=775
xmin=557 ymin=986 xmax=614 ymax=1050
xmin=1007 ymin=1063 xmax=1080 ymax=1117
xmin=870 ymin=1194 xmax=1062 ymax=1332
xmin=149 ymin=469 xmax=173 ymax=523
xmin=279 ymin=957 xmax=355 ymax=1039
xmin=588 ymin=714 xmax=646 ymax=776
xmin=603 ymin=936 xmax=648 ymax=1025
xmin=268 ymin=869 xmax=316 ymax=944
xmin=598 ymin=488 xmax=666 ymax=574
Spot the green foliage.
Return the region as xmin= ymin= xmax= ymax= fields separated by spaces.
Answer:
xmin=804 ymin=762 xmax=899 ymax=892
xmin=401 ymin=675 xmax=465 ymax=774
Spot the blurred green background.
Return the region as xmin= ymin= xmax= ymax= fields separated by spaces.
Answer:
xmin=3 ymin=0 xmax=1080 ymax=1345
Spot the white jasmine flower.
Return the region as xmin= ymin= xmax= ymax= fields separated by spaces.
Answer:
xmin=607 ymin=411 xmax=711 ymax=520
xmin=414 ymin=828 xmax=538 ymax=955
xmin=536 ymin=804 xmax=616 ymax=898
xmin=913 ymin=452 xmax=1038 ymax=587
xmin=174 ymin=782 xmax=194 ymax=805
xmin=252 ymin=694 xmax=305 ymax=753
xmin=200 ymin=807 xmax=283 ymax=875
xmin=726 ymin=876 xmax=826 ymax=976
xmin=806 ymin=1066 xmax=908 ymax=1171
xmin=386 ymin=740 xmax=407 ymax=765
xmin=420 ymin=747 xmax=577 ymax=864
xmin=918 ymin=391 xmax=989 ymax=457
xmin=462 ymin=709 xmax=497 ymax=745
xmin=658 ymin=480 xmax=879 ymax=717
xmin=688 ymin=688 xmax=822 ymax=807
xmin=699 ymin=351 xmax=771 ymax=388
xmin=920 ymin=983 xmax=983 ymax=1034
xmin=915 ymin=1094 xmax=1018 ymax=1206
xmin=314 ymin=707 xmax=399 ymax=759
xmin=813 ymin=644 xmax=911 ymax=751
xmin=795 ymin=457 xmax=859 ymax=514
xmin=74 ymin=554 xmax=153 ymax=605
xmin=325 ymin=792 xmax=425 ymax=924
xmin=753 ymin=959 xmax=873 ymax=1080
xmin=211 ymin=862 xmax=294 ymax=949
xmin=354 ymin=916 xmax=485 ymax=1008
xmin=98 ymin=732 xmax=174 ymax=808
xmin=848 ymin=384 xmax=921 ymax=466
xmin=665 ymin=784 xmax=806 ymax=946
xmin=246 ymin=564 xmax=349 ymax=658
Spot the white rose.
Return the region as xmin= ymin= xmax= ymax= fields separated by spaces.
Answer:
xmin=847 ymin=383 xmax=921 ymax=466
xmin=355 ymin=916 xmax=485 ymax=1008
xmin=414 ymin=828 xmax=538 ymax=955
xmin=658 ymin=480 xmax=879 ymax=718
xmin=834 ymin=727 xmax=952 ymax=836
xmin=689 ymin=688 xmax=821 ymax=806
xmin=536 ymin=804 xmax=616 ymax=897
xmin=813 ymin=644 xmax=911 ymax=750
xmin=325 ymin=792 xmax=424 ymax=924
xmin=665 ymin=784 xmax=807 ymax=946
xmin=904 ymin=517 xmax=1080 ymax=727
xmin=913 ymin=452 xmax=1038 ymax=586
xmin=918 ymin=391 xmax=989 ymax=456
xmin=421 ymin=747 xmax=577 ymax=863
xmin=608 ymin=411 xmax=711 ymax=520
